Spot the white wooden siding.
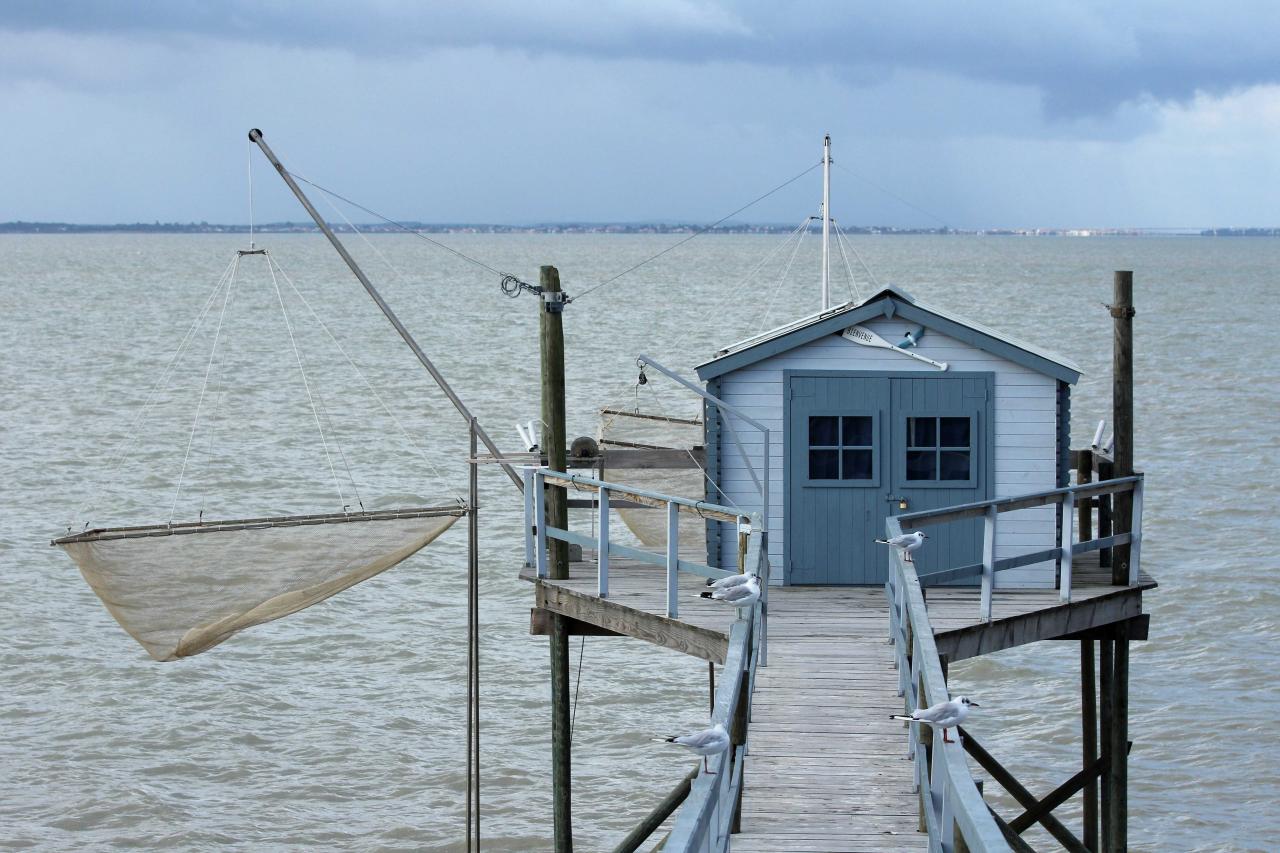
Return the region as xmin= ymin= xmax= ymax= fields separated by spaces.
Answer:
xmin=714 ymin=315 xmax=1061 ymax=588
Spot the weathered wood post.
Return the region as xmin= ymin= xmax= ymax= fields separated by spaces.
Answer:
xmin=1107 ymin=271 xmax=1134 ymax=851
xmin=1111 ymin=271 xmax=1134 ymax=583
xmin=1081 ymin=640 xmax=1099 ymax=851
xmin=541 ymin=265 xmax=573 ymax=851
xmin=1099 ymin=638 xmax=1113 ymax=846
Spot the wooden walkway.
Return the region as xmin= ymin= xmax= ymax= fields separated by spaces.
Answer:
xmin=733 ymin=585 xmax=922 ymax=852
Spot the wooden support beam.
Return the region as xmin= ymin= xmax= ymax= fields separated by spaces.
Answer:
xmin=610 ymin=767 xmax=699 ymax=853
xmin=1082 ymin=640 xmax=1100 ymax=851
xmin=958 ymin=727 xmax=1090 ymax=853
xmin=1009 ymin=754 xmax=1107 ymax=833
xmin=988 ymin=807 xmax=1039 ymax=853
xmin=1111 ymin=271 xmax=1134 ymax=585
xmin=530 ymin=609 xmax=624 ymax=637
xmin=934 ymin=588 xmax=1145 ymax=662
xmin=1107 ymin=623 xmax=1130 ymax=851
xmin=535 ymin=580 xmax=729 ymax=663
xmin=1099 ymin=638 xmax=1113 ymax=846
xmin=1052 ymin=614 xmax=1149 ymax=643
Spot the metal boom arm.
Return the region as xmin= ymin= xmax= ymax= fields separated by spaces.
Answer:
xmin=247 ymin=129 xmax=522 ymax=492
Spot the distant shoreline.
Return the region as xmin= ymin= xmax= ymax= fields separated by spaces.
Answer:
xmin=0 ymin=221 xmax=1270 ymax=237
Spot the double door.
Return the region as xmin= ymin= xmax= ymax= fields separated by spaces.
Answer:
xmin=786 ymin=372 xmax=992 ymax=585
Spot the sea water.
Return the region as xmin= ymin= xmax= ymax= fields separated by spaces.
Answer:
xmin=1 ymin=233 xmax=1276 ymax=851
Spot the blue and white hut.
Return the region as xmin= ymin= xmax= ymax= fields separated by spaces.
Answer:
xmin=696 ymin=286 xmax=1081 ymax=588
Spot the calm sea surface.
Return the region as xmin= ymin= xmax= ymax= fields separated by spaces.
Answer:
xmin=1 ymin=233 xmax=1277 ymax=851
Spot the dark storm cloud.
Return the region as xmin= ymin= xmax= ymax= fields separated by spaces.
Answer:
xmin=4 ymin=1 xmax=1279 ymax=116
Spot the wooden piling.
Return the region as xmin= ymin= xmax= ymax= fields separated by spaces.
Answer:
xmin=1106 ymin=623 xmax=1130 ymax=851
xmin=540 ymin=265 xmax=573 ymax=852
xmin=1099 ymin=638 xmax=1113 ymax=847
xmin=1081 ymin=640 xmax=1099 ymax=851
xmin=1111 ymin=271 xmax=1134 ymax=584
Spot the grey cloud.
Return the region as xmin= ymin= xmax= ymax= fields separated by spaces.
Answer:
xmin=4 ymin=1 xmax=1279 ymax=116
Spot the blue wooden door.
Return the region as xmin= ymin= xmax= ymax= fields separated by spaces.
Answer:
xmin=889 ymin=375 xmax=992 ymax=579
xmin=786 ymin=372 xmax=991 ymax=585
xmin=786 ymin=374 xmax=891 ymax=584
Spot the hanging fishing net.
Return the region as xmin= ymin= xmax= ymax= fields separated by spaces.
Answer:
xmin=598 ymin=407 xmax=708 ymax=552
xmin=54 ymin=509 xmax=461 ymax=661
xmin=57 ymin=248 xmax=467 ymax=660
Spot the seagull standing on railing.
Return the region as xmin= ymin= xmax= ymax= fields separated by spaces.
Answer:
xmin=653 ymin=722 xmax=730 ymax=773
xmin=876 ymin=531 xmax=928 ymax=562
xmin=698 ymin=574 xmax=760 ymax=608
xmin=890 ymin=696 xmax=978 ymax=744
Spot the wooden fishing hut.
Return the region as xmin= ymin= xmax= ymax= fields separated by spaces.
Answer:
xmin=524 ymin=269 xmax=1153 ymax=853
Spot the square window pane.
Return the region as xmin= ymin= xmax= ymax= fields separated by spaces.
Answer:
xmin=809 ymin=416 xmax=839 ymax=446
xmin=940 ymin=450 xmax=971 ymax=480
xmin=906 ymin=450 xmax=936 ymax=480
xmin=809 ymin=449 xmax=839 ymax=479
xmin=940 ymin=417 xmax=971 ymax=447
xmin=842 ymin=449 xmax=872 ymax=480
xmin=908 ymin=417 xmax=936 ymax=448
xmin=842 ymin=415 xmax=873 ymax=446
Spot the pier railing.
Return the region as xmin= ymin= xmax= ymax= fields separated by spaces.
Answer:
xmin=524 ymin=467 xmax=754 ymax=612
xmin=664 ymin=526 xmax=768 ymax=853
xmin=885 ymin=524 xmax=1010 ymax=852
xmin=894 ymin=474 xmax=1145 ymax=622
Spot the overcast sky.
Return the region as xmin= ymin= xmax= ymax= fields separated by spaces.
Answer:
xmin=2 ymin=1 xmax=1278 ymax=228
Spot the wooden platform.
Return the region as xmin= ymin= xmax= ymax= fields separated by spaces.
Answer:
xmin=522 ymin=551 xmax=1155 ymax=851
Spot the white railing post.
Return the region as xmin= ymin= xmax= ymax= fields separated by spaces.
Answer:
xmin=523 ymin=465 xmax=536 ymax=568
xmin=980 ymin=504 xmax=997 ymax=622
xmin=598 ymin=486 xmax=610 ymax=597
xmin=666 ymin=501 xmax=680 ymax=618
xmin=1060 ymin=490 xmax=1075 ymax=602
xmin=534 ymin=468 xmax=549 ymax=579
xmin=1129 ymin=477 xmax=1144 ymax=585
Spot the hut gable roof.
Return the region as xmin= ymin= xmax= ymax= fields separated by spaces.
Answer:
xmin=694 ymin=286 xmax=1082 ymax=384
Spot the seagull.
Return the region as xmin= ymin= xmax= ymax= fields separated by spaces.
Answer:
xmin=875 ymin=531 xmax=928 ymax=562
xmin=890 ymin=696 xmax=979 ymax=744
xmin=705 ymin=573 xmax=751 ymax=589
xmin=653 ymin=722 xmax=730 ymax=773
xmin=698 ymin=574 xmax=760 ymax=608
xmin=897 ymin=326 xmax=926 ymax=348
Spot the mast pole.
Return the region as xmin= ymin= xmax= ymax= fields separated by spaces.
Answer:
xmin=246 ymin=128 xmax=523 ymax=492
xmin=821 ymin=133 xmax=832 ymax=311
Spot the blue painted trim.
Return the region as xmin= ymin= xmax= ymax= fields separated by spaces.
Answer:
xmin=704 ymin=377 xmax=723 ymax=569
xmin=695 ymin=293 xmax=1082 ymax=384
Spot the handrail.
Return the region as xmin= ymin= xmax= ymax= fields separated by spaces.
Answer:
xmin=894 ymin=475 xmax=1145 ymax=620
xmin=665 ymin=528 xmax=768 ymax=852
xmin=885 ymin=515 xmax=1010 ymax=852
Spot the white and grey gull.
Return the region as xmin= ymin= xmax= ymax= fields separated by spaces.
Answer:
xmin=698 ymin=574 xmax=760 ymax=608
xmin=889 ymin=696 xmax=979 ymax=743
xmin=653 ymin=722 xmax=730 ymax=773
xmin=875 ymin=530 xmax=928 ymax=562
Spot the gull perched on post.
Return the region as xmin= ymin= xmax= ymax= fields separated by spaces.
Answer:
xmin=654 ymin=722 xmax=730 ymax=773
xmin=876 ymin=531 xmax=928 ymax=562
xmin=698 ymin=574 xmax=760 ymax=608
xmin=890 ymin=696 xmax=979 ymax=744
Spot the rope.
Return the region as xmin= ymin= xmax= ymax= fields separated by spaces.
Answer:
xmin=832 ymin=219 xmax=869 ymax=300
xmin=756 ymin=215 xmax=811 ymax=332
xmin=287 ymin=171 xmax=527 ymax=284
xmin=195 ymin=255 xmax=247 ymax=521
xmin=835 ymin=218 xmax=881 ymax=292
xmin=265 ymin=256 xmax=347 ymax=509
xmin=266 ymin=253 xmax=463 ymax=502
xmin=170 ymin=255 xmax=242 ymax=522
xmin=722 ymin=213 xmax=816 ymax=309
xmin=76 ymin=256 xmax=241 ymax=529
xmin=570 ymin=635 xmax=586 ymax=743
xmin=572 ymin=162 xmax=822 ymax=302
